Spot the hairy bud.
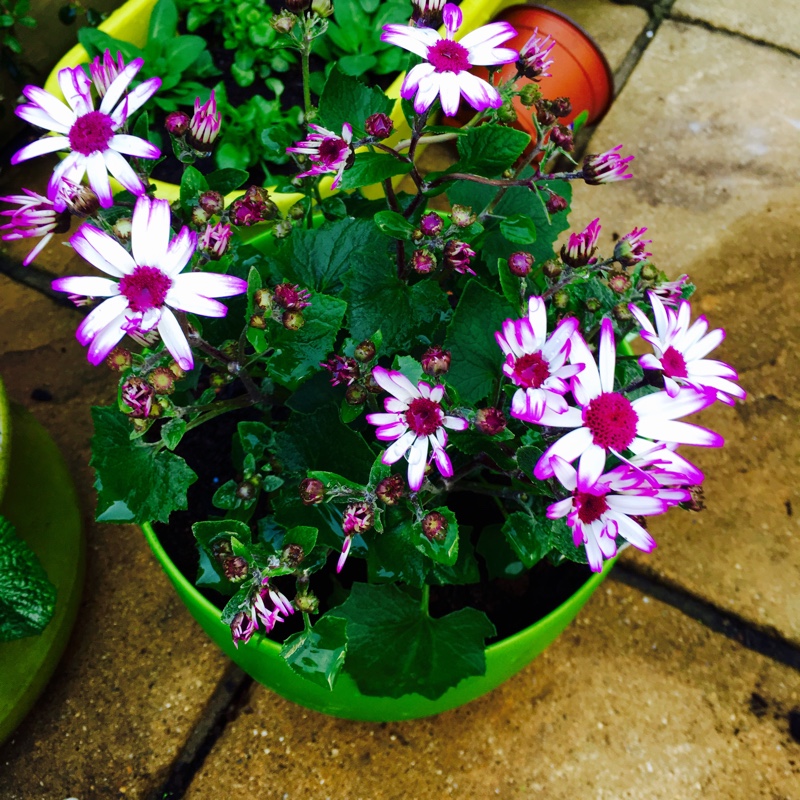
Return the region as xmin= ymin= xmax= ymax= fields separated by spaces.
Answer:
xmin=475 ymin=407 xmax=507 ymax=436
xmin=164 ymin=110 xmax=190 ymax=136
xmin=421 ymin=346 xmax=451 ymax=377
xmin=508 ymin=251 xmax=534 ymax=277
xmin=376 ymin=474 xmax=405 ymax=505
xmin=223 ymin=556 xmax=249 ymax=582
xmin=299 ymin=478 xmax=325 ymax=505
xmin=354 ymin=340 xmax=376 ymax=362
xmin=365 ymin=113 xmax=393 ymax=139
xmin=421 ymin=511 xmax=448 ymax=542
xmin=282 ymin=310 xmax=305 ymax=330
xmin=412 ymin=249 xmax=436 ymax=274
xmin=419 ymin=212 xmax=443 ymax=237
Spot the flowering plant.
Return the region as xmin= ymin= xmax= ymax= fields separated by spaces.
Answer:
xmin=4 ymin=0 xmax=743 ymax=699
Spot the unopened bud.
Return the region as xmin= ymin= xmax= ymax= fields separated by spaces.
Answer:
xmin=450 ymin=204 xmax=475 ymax=228
xmin=421 ymin=511 xmax=448 ymax=542
xmin=282 ymin=310 xmax=305 ymax=330
xmin=550 ymin=97 xmax=572 ymax=118
xmin=345 ymin=383 xmax=368 ymax=406
xmin=681 ymin=485 xmax=706 ymax=512
xmin=508 ymin=251 xmax=533 ymax=277
xmin=343 ymin=502 xmax=374 ymax=534
xmin=475 ymin=407 xmax=507 ymax=436
xmin=546 ymin=194 xmax=568 ymax=214
xmin=497 ymin=101 xmax=517 ymax=123
xmin=191 ymin=205 xmax=209 ymax=226
xmin=354 ymin=340 xmax=376 ymax=362
xmin=613 ymin=302 xmax=632 ymax=321
xmin=421 ymin=345 xmax=451 ymax=377
xmin=608 ymin=272 xmax=632 ymax=294
xmin=289 ymin=202 xmax=306 ymax=220
xmin=236 ymin=480 xmax=258 ymax=501
xmin=518 ymin=83 xmax=542 ymax=107
xmin=311 ymin=0 xmax=333 ymax=16
xmin=271 ymin=9 xmax=297 ymax=32
xmin=376 ymin=474 xmax=405 ymax=505
xmin=640 ymin=263 xmax=659 ymax=282
xmin=294 ymin=592 xmax=319 ymax=614
xmin=282 ymin=543 xmax=305 ymax=566
xmin=536 ymin=105 xmax=556 ymax=126
xmin=254 ymin=288 xmax=273 ymax=312
xmin=223 ymin=556 xmax=249 ymax=582
xmin=165 ymin=110 xmax=190 ymax=136
xmin=273 ymin=218 xmax=293 ymax=239
xmin=419 ymin=212 xmax=443 ymax=237
xmin=549 ymin=125 xmax=573 ymax=151
xmin=412 ymin=249 xmax=436 ymax=274
xmin=554 ymin=290 xmax=569 ymax=309
xmin=106 ymin=346 xmax=132 ymax=372
xmin=199 ymin=190 xmax=224 ymax=216
xmin=364 ymin=112 xmax=393 ymax=139
xmin=542 ymin=260 xmax=562 ymax=279
xmin=285 ymin=0 xmax=310 ymax=11
xmin=585 ymin=297 xmax=601 ymax=312
xmin=148 ymin=366 xmax=176 ymax=394
xmin=112 ymin=217 xmax=132 ymax=241
xmin=249 ymin=313 xmax=266 ymax=329
xmin=299 ymin=478 xmax=325 ymax=505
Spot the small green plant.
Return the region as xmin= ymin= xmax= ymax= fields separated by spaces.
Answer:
xmin=0 ymin=0 xmax=36 ymax=80
xmin=78 ymin=0 xmax=220 ymax=111
xmin=178 ymin=0 xmax=296 ymax=88
xmin=313 ymin=0 xmax=412 ymax=79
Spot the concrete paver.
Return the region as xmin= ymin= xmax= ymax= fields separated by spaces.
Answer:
xmin=0 ymin=279 xmax=230 ymax=799
xmin=673 ymin=0 xmax=800 ymax=55
xmin=184 ymin=582 xmax=800 ymax=800
xmin=565 ymin=20 xmax=800 ymax=645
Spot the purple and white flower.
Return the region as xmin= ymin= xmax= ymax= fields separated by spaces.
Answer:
xmin=651 ymin=274 xmax=690 ymax=307
xmin=495 ymin=296 xmax=583 ymax=423
xmin=630 ymin=291 xmax=746 ymax=406
xmin=517 ymin=27 xmax=555 ymax=80
xmin=546 ymin=455 xmax=690 ymax=572
xmin=614 ymin=226 xmax=651 ymax=266
xmin=532 ymin=318 xmax=724 ymax=483
xmin=582 ymin=144 xmax=634 ymax=185
xmin=12 ymin=56 xmax=161 ymax=208
xmin=89 ymin=50 xmax=127 ymax=97
xmin=366 ymin=366 xmax=468 ymax=491
xmin=51 ymin=195 xmax=247 ymax=370
xmin=287 ymin=123 xmax=353 ymax=189
xmin=561 ymin=217 xmax=601 ymax=267
xmin=231 ymin=577 xmax=294 ymax=648
xmin=382 ymin=3 xmax=518 ymax=116
xmin=187 ymin=90 xmax=221 ymax=151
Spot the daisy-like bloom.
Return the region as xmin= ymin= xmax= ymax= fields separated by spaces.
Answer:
xmin=12 ymin=58 xmax=161 ymax=208
xmin=614 ymin=226 xmax=652 ymax=267
xmin=286 ymin=123 xmax=354 ymax=189
xmin=121 ymin=377 xmax=155 ymax=419
xmin=337 ymin=502 xmax=375 ymax=572
xmin=199 ymin=221 xmax=232 ymax=260
xmin=443 ymin=239 xmax=476 ymax=274
xmin=1 ymin=186 xmax=71 ymax=266
xmin=321 ymin=354 xmax=360 ymax=387
xmin=560 ymin=217 xmax=601 ymax=267
xmin=623 ymin=441 xmax=705 ymax=487
xmin=651 ymin=273 xmax=690 ymax=307
xmin=546 ymin=456 xmax=690 ymax=572
xmin=89 ymin=50 xmax=126 ymax=97
xmin=187 ymin=91 xmax=221 ymax=152
xmin=517 ymin=27 xmax=555 ymax=80
xmin=629 ymin=291 xmax=746 ymax=405
xmin=582 ymin=144 xmax=634 ymax=185
xmin=274 ymin=282 xmax=311 ymax=311
xmin=230 ymin=577 xmax=294 ymax=648
xmin=51 ymin=196 xmax=248 ymax=370
xmin=495 ymin=296 xmax=583 ymax=423
xmin=533 ymin=318 xmax=724 ymax=483
xmin=381 ymin=3 xmax=518 ymax=116
xmin=366 ymin=366 xmax=468 ymax=491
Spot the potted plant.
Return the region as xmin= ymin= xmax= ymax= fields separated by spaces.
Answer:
xmin=2 ymin=0 xmax=744 ymax=721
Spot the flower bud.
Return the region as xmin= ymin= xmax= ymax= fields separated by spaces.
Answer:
xmin=165 ymin=110 xmax=190 ymax=136
xmin=365 ymin=113 xmax=393 ymax=139
xmin=421 ymin=345 xmax=451 ymax=377
xmin=342 ymin=502 xmax=374 ymax=535
xmin=412 ymin=249 xmax=436 ymax=274
xmin=450 ymin=204 xmax=475 ymax=228
xmin=285 ymin=0 xmax=310 ymax=12
xmin=546 ymin=194 xmax=568 ymax=214
xmin=321 ymin=354 xmax=359 ymax=386
xmin=550 ymin=97 xmax=572 ymax=118
xmin=271 ymin=9 xmax=297 ymax=32
xmin=299 ymin=478 xmax=325 ymax=505
xmin=419 ymin=212 xmax=443 ymax=237
xmin=311 ymin=0 xmax=333 ymax=16
xmin=354 ymin=340 xmax=376 ymax=362
xmin=148 ymin=366 xmax=176 ymax=394
xmin=612 ymin=302 xmax=633 ymax=321
xmin=199 ymin=221 xmax=232 ymax=260
xmin=376 ymin=474 xmax=405 ymax=505
xmin=254 ymin=289 xmax=273 ymax=312
xmin=608 ymin=272 xmax=632 ymax=294
xmin=475 ymin=407 xmax=507 ymax=436
xmin=345 ymin=383 xmax=368 ymax=406
xmin=274 ymin=283 xmax=311 ymax=310
xmin=640 ymin=263 xmax=659 ymax=282
xmin=421 ymin=511 xmax=448 ymax=542
xmin=289 ymin=202 xmax=306 ymax=220
xmin=249 ymin=314 xmax=266 ymax=329
xmin=585 ymin=297 xmax=601 ymax=312
xmin=518 ymin=83 xmax=542 ymax=107
xmin=121 ymin=377 xmax=156 ymax=418
xmin=554 ymin=290 xmax=569 ymax=309
xmin=542 ymin=260 xmax=562 ymax=280
xmin=187 ymin=91 xmax=221 ymax=152
xmin=112 ymin=217 xmax=132 ymax=242
xmin=497 ymin=101 xmax=517 ymax=123
xmin=273 ymin=219 xmax=293 ymax=239
xmin=191 ymin=205 xmax=209 ymax=226
xmin=236 ymin=480 xmax=258 ymax=501
xmin=199 ymin=191 xmax=225 ymax=216
xmin=443 ymin=240 xmax=476 ymax=275
xmin=508 ymin=251 xmax=534 ymax=277
xmin=680 ymin=485 xmax=705 ymax=513
xmin=106 ymin=346 xmax=132 ymax=372
xmin=536 ymin=105 xmax=556 ymax=126
xmin=68 ymin=185 xmax=100 ymax=217
xmin=223 ymin=556 xmax=249 ymax=582
xmin=549 ymin=124 xmax=573 ymax=151
xmin=282 ymin=310 xmax=305 ymax=330
xmin=282 ymin=543 xmax=305 ymax=566
xmin=295 ymin=593 xmax=319 ymax=614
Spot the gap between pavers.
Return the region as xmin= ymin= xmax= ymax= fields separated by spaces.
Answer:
xmin=563 ymin=19 xmax=800 ymax=647
xmin=182 ymin=582 xmax=800 ymax=800
xmin=0 ymin=279 xmax=231 ymax=799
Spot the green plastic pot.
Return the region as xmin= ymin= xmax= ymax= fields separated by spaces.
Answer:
xmin=142 ymin=521 xmax=613 ymax=721
xmin=0 ymin=381 xmax=85 ymax=745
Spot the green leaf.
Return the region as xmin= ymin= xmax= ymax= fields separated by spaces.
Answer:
xmin=615 ymin=356 xmax=644 ymax=391
xmin=91 ymin=407 xmax=197 ymax=524
xmin=345 ymin=254 xmax=449 ymax=356
xmin=306 ymin=471 xmax=364 ymax=494
xmin=374 ymin=210 xmax=415 ymax=240
xmin=166 ymin=35 xmax=207 ymax=74
xmin=412 ymin=507 xmax=459 ymax=566
xmin=148 ymin=0 xmax=178 ymax=41
xmin=318 ymin=67 xmax=394 ymax=137
xmin=267 ymin=292 xmax=347 ymax=390
xmin=547 ymin=517 xmax=589 ymax=565
xmin=339 ymin=152 xmax=411 ymax=190
xmin=501 ymin=512 xmax=550 ymax=569
xmin=205 ymin=168 xmax=249 ymax=195
xmin=444 ymin=280 xmax=513 ymax=404
xmin=284 ymin=525 xmax=318 ymax=555
xmin=497 ymin=258 xmax=523 ymax=313
xmin=367 ymin=518 xmax=427 ymax=587
xmin=179 ymin=165 xmax=209 ymax=212
xmin=429 ymin=526 xmax=481 ymax=585
xmin=238 ymin=421 xmax=276 ymax=462
xmin=330 ymin=583 xmax=495 ymax=699
xmin=516 ymin=445 xmax=544 ymax=479
xmin=476 ymin=523 xmax=525 ymax=580
xmin=500 ymin=214 xmax=538 ymax=245
xmin=456 ymin=124 xmax=530 ymax=177
xmin=280 ymin=616 xmax=348 ymax=690
xmin=0 ymin=516 xmax=56 ymax=642
xmin=160 ymin=418 xmax=187 ymax=451
xmin=572 ymin=109 xmax=589 ymax=135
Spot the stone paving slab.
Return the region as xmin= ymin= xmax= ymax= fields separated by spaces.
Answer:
xmin=0 ymin=279 xmax=230 ymax=799
xmin=564 ymin=20 xmax=800 ymax=645
xmin=673 ymin=0 xmax=800 ymax=55
xmin=184 ymin=582 xmax=800 ymax=800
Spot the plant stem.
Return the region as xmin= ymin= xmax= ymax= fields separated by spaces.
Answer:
xmin=300 ymin=36 xmax=312 ymax=121
xmin=420 ymin=584 xmax=430 ymax=616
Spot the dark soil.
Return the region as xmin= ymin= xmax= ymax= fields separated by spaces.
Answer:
xmin=154 ymin=401 xmax=593 ymax=646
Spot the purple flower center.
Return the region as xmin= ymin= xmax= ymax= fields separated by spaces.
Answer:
xmin=583 ymin=391 xmax=638 ymax=451
xmin=405 ymin=397 xmax=443 ymax=436
xmin=68 ymin=111 xmax=114 ymax=155
xmin=318 ymin=137 xmax=348 ymax=167
xmin=512 ymin=351 xmax=550 ymax=389
xmin=119 ymin=265 xmax=172 ymax=313
xmin=427 ymin=39 xmax=471 ymax=74
xmin=575 ymin=490 xmax=610 ymax=524
xmin=661 ymin=346 xmax=688 ymax=379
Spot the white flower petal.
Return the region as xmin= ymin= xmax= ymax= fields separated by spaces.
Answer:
xmin=74 ymin=294 xmax=129 ymax=345
xmin=157 ymin=307 xmax=193 ymax=371
xmin=72 ymin=224 xmax=135 ymax=276
xmin=99 ymin=58 xmax=143 ymax=115
xmin=534 ymin=426 xmax=594 ymax=479
xmin=381 ymin=24 xmax=439 ymax=58
xmin=52 ymin=275 xmax=120 ymax=298
xmin=383 ymin=429 xmax=416 ymax=464
xmin=85 ymin=150 xmax=113 ymax=207
xmin=22 ymin=85 xmax=75 ymax=129
xmin=162 ymin=228 xmax=198 ymax=276
xmin=132 ymin=196 xmax=171 ymax=268
xmin=108 ymin=133 xmax=160 ymax=159
xmin=58 ymin=67 xmax=93 ymax=116
xmin=103 ymin=148 xmax=146 ymax=196
xmin=598 ymin=318 xmax=616 ymax=394
xmin=438 ymin=71 xmax=461 ymax=117
xmin=460 ymin=21 xmax=517 ymax=51
xmin=456 ymin=70 xmax=501 ymax=112
xmin=86 ymin=312 xmax=129 ymax=364
xmin=10 ymin=136 xmax=70 ymax=164
xmin=165 ymin=288 xmax=227 ymax=318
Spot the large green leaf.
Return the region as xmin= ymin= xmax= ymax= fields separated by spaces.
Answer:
xmin=91 ymin=407 xmax=197 ymax=524
xmin=501 ymin=511 xmax=551 ymax=569
xmin=280 ymin=616 xmax=348 ymax=690
xmin=444 ymin=280 xmax=514 ymax=404
xmin=339 ymin=152 xmax=411 ymax=190
xmin=330 ymin=582 xmax=495 ymax=699
xmin=0 ymin=516 xmax=56 ymax=642
xmin=456 ymin=124 xmax=530 ymax=177
xmin=318 ymin=67 xmax=394 ymax=137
